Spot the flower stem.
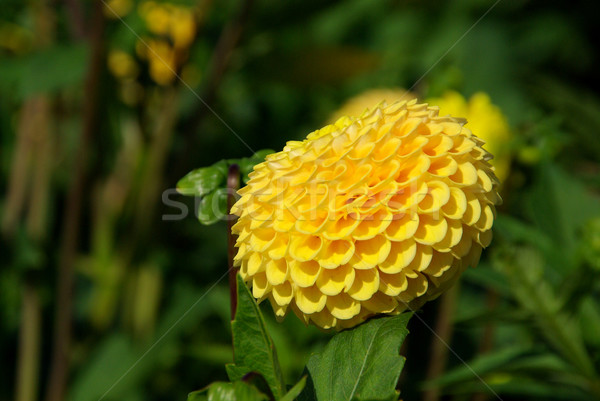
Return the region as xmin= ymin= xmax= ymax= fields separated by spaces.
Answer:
xmin=227 ymin=164 xmax=241 ymax=321
xmin=423 ymin=283 xmax=460 ymax=401
xmin=15 ymin=281 xmax=41 ymax=401
xmin=45 ymin=2 xmax=105 ymax=400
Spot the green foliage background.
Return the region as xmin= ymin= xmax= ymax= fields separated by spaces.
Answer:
xmin=1 ymin=0 xmax=599 ymax=400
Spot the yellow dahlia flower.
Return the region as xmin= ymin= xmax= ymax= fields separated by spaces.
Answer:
xmin=329 ymin=89 xmax=416 ymax=124
xmin=426 ymin=91 xmax=512 ymax=182
xmin=231 ymin=99 xmax=500 ymax=329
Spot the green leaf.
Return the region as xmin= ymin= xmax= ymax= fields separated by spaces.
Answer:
xmin=280 ymin=376 xmax=307 ymax=401
xmin=427 ymin=346 xmax=529 ymax=388
xmin=177 ymin=164 xmax=227 ymax=197
xmin=499 ymin=247 xmax=596 ymax=378
xmin=301 ymin=313 xmax=411 ymax=401
xmin=493 ymin=215 xmax=555 ymax=259
xmin=226 ymin=275 xmax=285 ymax=399
xmin=188 ymin=381 xmax=268 ymax=401
xmin=580 ymin=297 xmax=600 ymax=349
xmin=195 ymin=190 xmax=228 ymax=225
xmin=526 ymin=163 xmax=600 ymax=272
xmin=441 ymin=376 xmax=593 ymax=400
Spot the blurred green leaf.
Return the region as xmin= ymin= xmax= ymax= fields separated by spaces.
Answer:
xmin=461 ymin=262 xmax=512 ymax=297
xmin=442 ymin=376 xmax=594 ymax=400
xmin=526 ymin=164 xmax=600 ymax=270
xmin=0 ymin=44 xmax=89 ymax=99
xmin=427 ymin=346 xmax=528 ymax=389
xmin=580 ymin=298 xmax=600 ymax=349
xmin=188 ymin=381 xmax=268 ymax=401
xmin=226 ymin=274 xmax=285 ymax=399
xmin=177 ymin=164 xmax=227 ymax=197
xmin=500 ymin=247 xmax=596 ymax=378
xmin=493 ymin=215 xmax=554 ymax=258
xmin=433 ymin=349 xmax=593 ymax=400
xmin=300 ymin=313 xmax=411 ymax=401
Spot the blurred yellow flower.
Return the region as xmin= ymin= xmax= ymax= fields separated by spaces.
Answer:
xmin=231 ymin=99 xmax=500 ymax=329
xmin=103 ymin=0 xmax=133 ymax=19
xmin=170 ymin=7 xmax=196 ymax=49
xmin=134 ymin=1 xmax=197 ymax=85
xmin=329 ymin=89 xmax=416 ymax=124
xmin=107 ymin=50 xmax=139 ymax=80
xmin=147 ymin=39 xmax=176 ymax=85
xmin=427 ymin=91 xmax=512 ymax=182
xmin=142 ymin=2 xmax=172 ymax=36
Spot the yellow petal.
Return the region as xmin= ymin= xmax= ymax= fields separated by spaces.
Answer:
xmin=326 ymin=292 xmax=361 ymax=320
xmin=310 ymin=309 xmax=337 ymax=329
xmin=418 ymin=180 xmax=450 ymax=214
xmin=379 ymin=239 xmax=417 ymax=274
xmin=476 ymin=229 xmax=493 ymax=248
xmin=268 ymin=298 xmax=288 ymax=318
xmin=387 ymin=180 xmax=428 ymax=212
xmin=265 ymin=259 xmax=288 ymax=286
xmin=353 ymin=210 xmax=393 ymax=240
xmin=272 ymin=281 xmax=293 ymax=306
xmin=474 ymin=204 xmax=495 ymax=231
xmin=378 ymin=271 xmax=408 ymax=296
xmin=295 ymin=285 xmax=326 ymax=314
xmin=423 ymin=134 xmax=454 ymax=156
xmin=290 ymin=260 xmax=321 ymax=287
xmin=252 ymin=272 xmax=270 ymax=299
xmin=247 ymin=252 xmax=265 ymax=275
xmin=451 ymin=236 xmax=472 ymax=258
xmin=434 ymin=218 xmax=463 ymax=252
xmin=316 ymin=264 xmax=354 ymax=296
xmin=361 ymin=291 xmax=398 ymax=313
xmin=323 ymin=214 xmax=361 ymax=240
xmin=428 ymin=155 xmax=458 ymax=177
xmin=398 ymin=273 xmax=428 ymax=302
xmin=463 ymin=191 xmax=482 ymax=226
xmin=295 ymin=210 xmax=329 ymax=234
xmin=422 ymin=251 xmax=454 ymax=278
xmin=319 ymin=240 xmax=355 ymax=269
xmin=441 ymin=187 xmax=467 ymax=219
xmin=386 ymin=213 xmax=419 ymax=241
xmin=414 ymin=215 xmax=448 ymax=245
xmin=350 ymin=235 xmax=391 ymax=269
xmin=289 ymin=235 xmax=323 ymax=262
xmin=372 ymin=136 xmax=402 ymax=162
xmin=249 ymin=228 xmax=277 ymax=252
xmin=406 ymin=244 xmax=434 ymax=272
xmin=347 ymin=268 xmax=380 ymax=301
xmin=267 ymin=234 xmax=289 ymax=260
xmin=450 ymin=161 xmax=478 ymax=186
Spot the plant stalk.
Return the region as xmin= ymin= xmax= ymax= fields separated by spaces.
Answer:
xmin=423 ymin=284 xmax=460 ymax=401
xmin=470 ymin=289 xmax=499 ymax=401
xmin=15 ymin=282 xmax=42 ymax=401
xmin=227 ymin=164 xmax=241 ymax=321
xmin=45 ymin=2 xmax=105 ymax=401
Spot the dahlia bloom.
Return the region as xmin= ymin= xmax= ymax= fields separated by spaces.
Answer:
xmin=231 ymin=99 xmax=500 ymax=329
xmin=426 ymin=91 xmax=512 ymax=182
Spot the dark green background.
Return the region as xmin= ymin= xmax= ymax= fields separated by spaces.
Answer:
xmin=1 ymin=0 xmax=600 ymax=400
